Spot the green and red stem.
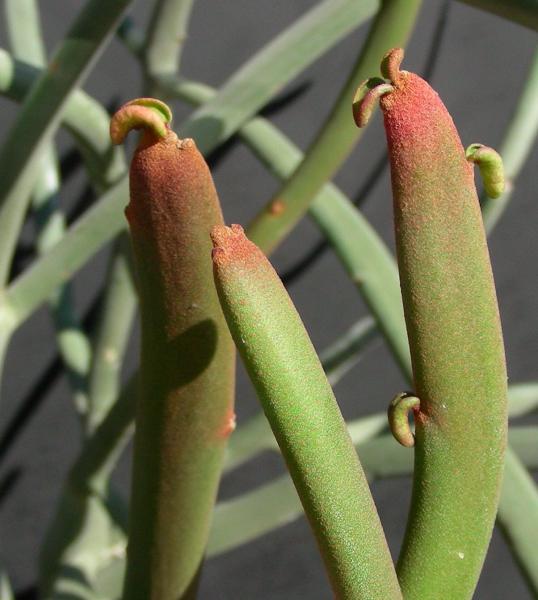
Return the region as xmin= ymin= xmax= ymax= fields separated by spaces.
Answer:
xmin=354 ymin=49 xmax=507 ymax=599
xmin=110 ymin=98 xmax=235 ymax=600
xmin=211 ymin=224 xmax=402 ymax=600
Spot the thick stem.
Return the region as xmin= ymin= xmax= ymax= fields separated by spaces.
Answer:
xmin=356 ymin=49 xmax=507 ymax=599
xmin=212 ymin=225 xmax=401 ymax=600
xmin=112 ymin=100 xmax=235 ymax=600
xmin=210 ymin=427 xmax=538 ymax=558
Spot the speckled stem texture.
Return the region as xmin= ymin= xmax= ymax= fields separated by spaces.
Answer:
xmin=378 ymin=56 xmax=507 ymax=598
xmin=211 ymin=225 xmax=402 ymax=600
xmin=121 ymin=129 xmax=235 ymax=599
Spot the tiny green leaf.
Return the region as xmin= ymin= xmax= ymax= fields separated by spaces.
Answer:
xmin=466 ymin=143 xmax=505 ymax=199
xmin=388 ymin=392 xmax=420 ymax=448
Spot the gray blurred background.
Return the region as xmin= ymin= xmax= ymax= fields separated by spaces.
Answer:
xmin=0 ymin=1 xmax=536 ymax=597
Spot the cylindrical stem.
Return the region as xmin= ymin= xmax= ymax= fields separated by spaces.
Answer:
xmin=112 ymin=100 xmax=235 ymax=600
xmin=212 ymin=224 xmax=401 ymax=600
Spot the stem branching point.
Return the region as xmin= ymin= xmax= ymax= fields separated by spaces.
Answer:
xmin=110 ymin=97 xmax=172 ymax=145
xmin=466 ymin=143 xmax=505 ymax=199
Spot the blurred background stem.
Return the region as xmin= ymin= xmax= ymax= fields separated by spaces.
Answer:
xmin=4 ymin=0 xmax=91 ymax=419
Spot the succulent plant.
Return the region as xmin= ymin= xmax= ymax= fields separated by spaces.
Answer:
xmin=0 ymin=1 xmax=537 ymax=599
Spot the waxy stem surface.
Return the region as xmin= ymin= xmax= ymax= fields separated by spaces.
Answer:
xmin=111 ymin=99 xmax=235 ymax=600
xmin=355 ymin=49 xmax=507 ymax=599
xmin=211 ymin=224 xmax=402 ymax=600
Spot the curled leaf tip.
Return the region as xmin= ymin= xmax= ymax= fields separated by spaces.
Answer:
xmin=352 ymin=78 xmax=393 ymax=128
xmin=388 ymin=392 xmax=420 ymax=448
xmin=465 ymin=143 xmax=505 ymax=199
xmin=110 ymin=97 xmax=173 ymax=145
xmin=380 ymin=47 xmax=405 ymax=83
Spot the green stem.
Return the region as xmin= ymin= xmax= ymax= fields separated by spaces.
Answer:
xmin=482 ymin=47 xmax=538 ymax=232
xmin=507 ymin=382 xmax=538 ymax=417
xmin=0 ymin=49 xmax=125 ymax=190
xmin=4 ymin=0 xmax=46 ymax=61
xmin=5 ymin=0 xmax=91 ymax=417
xmin=143 ymin=0 xmax=195 ymax=84
xmin=357 ymin=50 xmax=507 ymax=599
xmin=5 ymin=178 xmax=128 ymax=329
xmin=41 ymin=383 xmax=538 ymax=595
xmin=0 ymin=0 xmax=375 ymax=329
xmin=158 ymin=78 xmax=536 ymax=592
xmin=497 ymin=446 xmax=538 ymax=592
xmin=114 ymin=101 xmax=235 ymax=600
xmin=41 ymin=236 xmax=136 ymax=593
xmin=3 ymin=55 xmax=532 ymax=584
xmin=178 ymin=0 xmax=379 ymax=154
xmin=0 ymin=569 xmax=13 ymax=600
xmin=41 ymin=374 xmax=538 ymax=544
xmin=247 ymin=0 xmax=422 ymax=254
xmin=212 ymin=225 xmax=401 ymax=599
xmin=86 ymin=234 xmax=136 ymax=434
xmin=66 ymin=424 xmax=538 ymax=597
xmin=225 ymin=316 xmax=380 ymax=473
xmin=39 ymin=376 xmax=137 ymax=596
xmin=0 ymin=0 xmax=131 ymax=285
xmin=0 ymin=0 xmax=370 ymax=330
xmin=456 ymin=0 xmax=538 ymax=30
xmin=210 ymin=426 xmax=538 ymax=558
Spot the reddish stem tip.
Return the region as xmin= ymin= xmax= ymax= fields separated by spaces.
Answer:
xmin=210 ymin=224 xmax=251 ymax=263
